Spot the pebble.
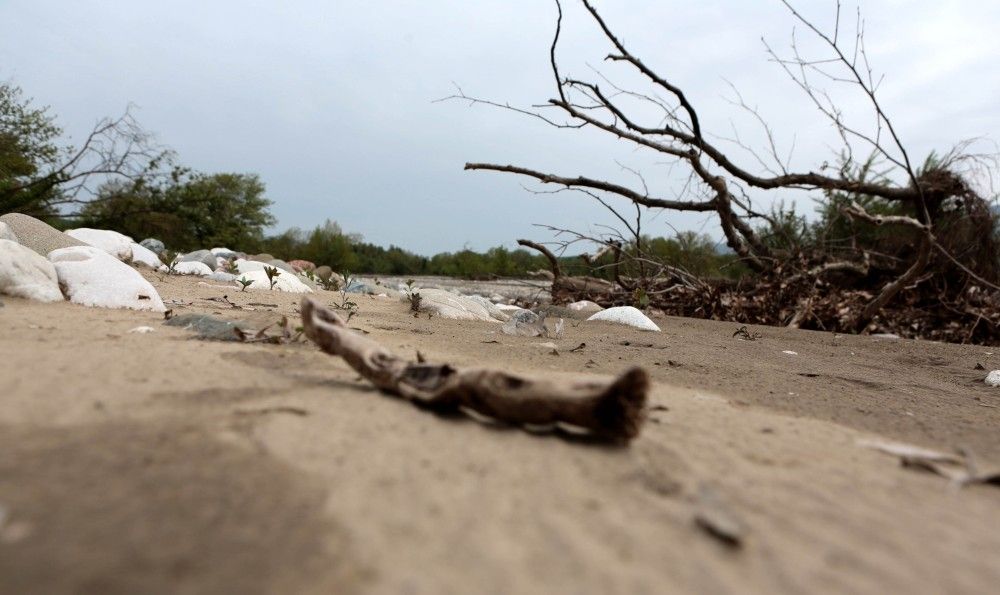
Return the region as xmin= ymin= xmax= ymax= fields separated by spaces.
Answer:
xmin=985 ymin=370 xmax=1000 ymax=387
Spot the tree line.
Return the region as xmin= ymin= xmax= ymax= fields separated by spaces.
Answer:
xmin=0 ymin=80 xmax=736 ymax=279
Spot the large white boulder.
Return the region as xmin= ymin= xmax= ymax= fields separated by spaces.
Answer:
xmin=586 ymin=306 xmax=661 ymax=332
xmin=0 ymin=239 xmax=63 ymax=302
xmin=414 ymin=288 xmax=504 ymax=322
xmin=234 ymin=269 xmax=313 ymax=293
xmin=464 ymin=294 xmax=511 ymax=322
xmin=0 ymin=221 xmax=18 ymax=243
xmin=233 ymin=258 xmax=274 ymax=274
xmin=65 ymin=228 xmax=134 ymax=260
xmin=49 ymin=246 xmax=165 ymax=312
xmin=173 ymin=261 xmax=213 ymax=276
xmin=129 ymin=242 xmax=164 ymax=269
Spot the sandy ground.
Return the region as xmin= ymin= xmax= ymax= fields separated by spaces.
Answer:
xmin=1 ymin=272 xmax=998 ymax=594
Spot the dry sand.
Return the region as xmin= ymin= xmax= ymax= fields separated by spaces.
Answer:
xmin=1 ymin=272 xmax=998 ymax=594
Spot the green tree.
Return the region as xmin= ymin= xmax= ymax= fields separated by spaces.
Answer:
xmin=81 ymin=169 xmax=275 ymax=250
xmin=166 ymin=172 xmax=275 ymax=249
xmin=0 ymin=83 xmax=63 ymax=216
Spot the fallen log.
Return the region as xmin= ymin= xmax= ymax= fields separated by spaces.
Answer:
xmin=300 ymin=297 xmax=649 ymax=441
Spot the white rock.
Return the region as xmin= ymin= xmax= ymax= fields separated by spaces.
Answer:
xmin=233 ymin=258 xmax=277 ymax=274
xmin=568 ymin=300 xmax=604 ymax=314
xmin=207 ymin=271 xmax=238 ymax=282
xmin=128 ymin=326 xmax=155 ymax=334
xmin=129 ymin=242 xmax=164 ymax=269
xmin=495 ymin=303 xmax=525 ymax=312
xmin=464 ymin=294 xmax=511 ymax=321
xmin=586 ymin=306 xmax=660 ymax=332
xmin=782 ymin=350 xmax=798 ymax=355
xmin=65 ymin=228 xmax=134 ymax=260
xmin=234 ymin=269 xmax=313 ymax=293
xmin=0 ymin=221 xmax=18 ymax=243
xmin=0 ymin=239 xmax=63 ymax=302
xmin=415 ymin=288 xmax=505 ymax=322
xmin=985 ymin=370 xmax=1000 ymax=387
xmin=49 ymin=246 xmax=165 ymax=312
xmin=173 ymin=261 xmax=212 ymax=276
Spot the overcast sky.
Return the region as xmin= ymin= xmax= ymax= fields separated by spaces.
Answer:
xmin=2 ymin=1 xmax=998 ymax=254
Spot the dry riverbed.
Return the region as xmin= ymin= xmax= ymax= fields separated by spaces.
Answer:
xmin=1 ymin=272 xmax=998 ymax=594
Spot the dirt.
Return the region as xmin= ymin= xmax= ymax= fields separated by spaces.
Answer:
xmin=0 ymin=272 xmax=998 ymax=594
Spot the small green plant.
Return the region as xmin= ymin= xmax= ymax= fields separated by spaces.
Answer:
xmin=404 ymin=279 xmax=422 ymax=314
xmin=302 ymin=269 xmax=317 ymax=283
xmin=632 ymin=287 xmax=650 ymax=309
xmin=224 ymin=258 xmax=239 ymax=274
xmin=263 ymin=265 xmax=281 ymax=290
xmin=161 ymin=250 xmax=178 ymax=274
xmin=331 ymin=270 xmax=358 ymax=321
xmin=237 ymin=276 xmax=253 ymax=292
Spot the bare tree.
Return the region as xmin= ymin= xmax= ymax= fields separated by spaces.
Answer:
xmin=451 ymin=0 xmax=996 ymax=333
xmin=1 ymin=99 xmax=168 ymax=217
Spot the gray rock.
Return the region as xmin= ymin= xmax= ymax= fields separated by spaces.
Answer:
xmin=177 ymin=249 xmax=218 ymax=270
xmin=164 ymin=313 xmax=251 ymax=341
xmin=345 ymin=279 xmax=372 ymax=294
xmin=210 ymin=247 xmax=239 ymax=259
xmin=207 ymin=271 xmax=238 ymax=283
xmin=0 ymin=221 xmax=18 ymax=243
xmin=250 ymin=253 xmax=274 ymax=263
xmin=0 ymin=213 xmax=85 ymax=257
xmin=509 ymin=308 xmax=540 ymax=325
xmin=267 ymin=259 xmax=296 ymax=274
xmin=140 ymin=238 xmax=165 ymax=254
xmin=314 ymin=265 xmax=333 ymax=281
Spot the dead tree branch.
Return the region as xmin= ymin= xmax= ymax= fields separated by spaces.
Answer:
xmin=300 ymin=297 xmax=649 ymax=441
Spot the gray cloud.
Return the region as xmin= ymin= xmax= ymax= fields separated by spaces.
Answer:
xmin=2 ymin=1 xmax=997 ymax=254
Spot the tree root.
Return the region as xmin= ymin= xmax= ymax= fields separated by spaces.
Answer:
xmin=300 ymin=297 xmax=649 ymax=442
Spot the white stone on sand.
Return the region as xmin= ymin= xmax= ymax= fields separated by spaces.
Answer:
xmin=173 ymin=261 xmax=213 ymax=276
xmin=49 ymin=246 xmax=165 ymax=312
xmin=233 ymin=258 xmax=276 ymax=274
xmin=568 ymin=300 xmax=604 ymax=314
xmin=586 ymin=306 xmax=661 ymax=332
xmin=129 ymin=242 xmax=164 ymax=269
xmin=65 ymin=228 xmax=134 ymax=260
xmin=413 ymin=288 xmax=505 ymax=322
xmin=0 ymin=239 xmax=63 ymax=302
xmin=985 ymin=370 xmax=1000 ymax=387
xmin=234 ymin=269 xmax=313 ymax=293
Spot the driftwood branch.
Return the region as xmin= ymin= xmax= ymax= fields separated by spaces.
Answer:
xmin=300 ymin=297 xmax=649 ymax=441
xmin=517 ymin=238 xmax=562 ymax=279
